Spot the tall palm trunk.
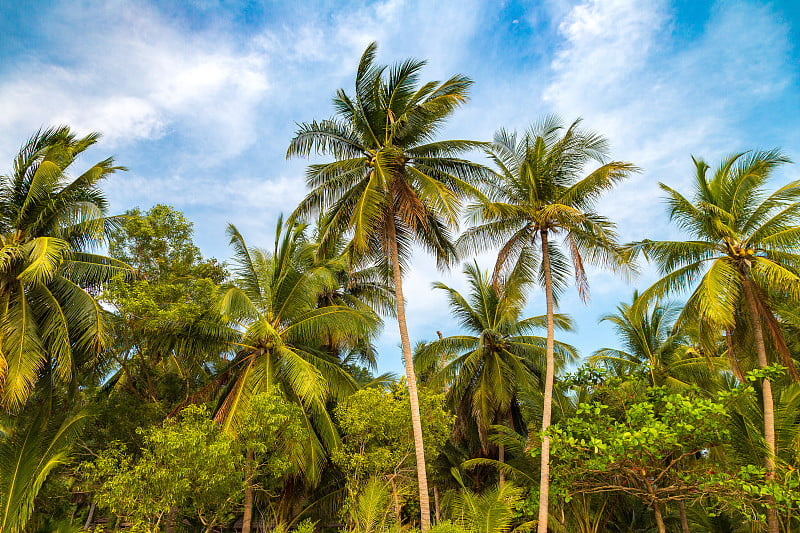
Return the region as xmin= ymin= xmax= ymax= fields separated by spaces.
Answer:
xmin=434 ymin=330 xmax=446 ymax=522
xmin=537 ymin=229 xmax=555 ymax=533
xmin=434 ymin=485 xmax=441 ymax=524
xmin=243 ymin=449 xmax=254 ymax=533
xmin=742 ymin=278 xmax=779 ymax=533
xmin=83 ymin=502 xmax=95 ymax=530
xmin=387 ymin=219 xmax=431 ymax=531
xmin=499 ymin=440 xmax=505 ymax=486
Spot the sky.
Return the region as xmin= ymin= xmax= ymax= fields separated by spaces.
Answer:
xmin=1 ymin=0 xmax=799 ymax=375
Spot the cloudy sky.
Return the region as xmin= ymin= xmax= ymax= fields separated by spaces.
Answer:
xmin=2 ymin=0 xmax=799 ymax=374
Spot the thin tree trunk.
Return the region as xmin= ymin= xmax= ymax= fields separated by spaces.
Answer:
xmin=434 ymin=485 xmax=440 ymax=524
xmin=537 ymin=229 xmax=555 ymax=533
xmin=437 ymin=331 xmax=449 ymax=394
xmin=83 ymin=502 xmax=95 ymax=531
xmin=387 ymin=219 xmax=431 ymax=531
xmin=243 ymin=449 xmax=254 ymax=533
xmin=390 ymin=478 xmax=402 ymax=523
xmin=743 ymin=278 xmax=779 ymax=533
xmin=652 ymin=502 xmax=666 ymax=533
xmin=433 ymin=330 xmax=445 ymax=524
xmin=499 ymin=441 xmax=505 ymax=486
xmin=678 ymin=501 xmax=690 ymax=533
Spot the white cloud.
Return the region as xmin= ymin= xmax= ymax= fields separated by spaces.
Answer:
xmin=0 ymin=2 xmax=271 ymax=164
xmin=543 ymin=0 xmax=794 ymax=233
xmin=394 ymin=0 xmax=798 ymax=371
xmin=0 ymin=0 xmax=795 ymax=373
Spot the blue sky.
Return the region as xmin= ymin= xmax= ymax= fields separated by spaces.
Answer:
xmin=1 ymin=0 xmax=799 ymax=375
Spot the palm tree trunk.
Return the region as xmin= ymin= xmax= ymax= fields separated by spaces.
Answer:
xmin=437 ymin=331 xmax=449 ymax=394
xmin=434 ymin=485 xmax=440 ymax=524
xmin=725 ymin=329 xmax=745 ymax=382
xmin=243 ymin=449 xmax=254 ymax=533
xmin=434 ymin=330 xmax=445 ymax=524
xmin=743 ymin=278 xmax=779 ymax=533
xmin=537 ymin=229 xmax=555 ymax=533
xmin=387 ymin=219 xmax=431 ymax=531
xmin=499 ymin=441 xmax=505 ymax=486
xmin=678 ymin=501 xmax=689 ymax=533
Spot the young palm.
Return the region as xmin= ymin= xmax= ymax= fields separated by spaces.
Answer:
xmin=287 ymin=43 xmax=486 ymax=529
xmin=0 ymin=127 xmax=132 ymax=410
xmin=629 ymin=150 xmax=800 ymax=532
xmin=307 ymin=214 xmax=396 ymax=369
xmin=213 ymin=218 xmax=380 ymax=527
xmin=416 ymin=262 xmax=576 ymax=458
xmin=458 ymin=116 xmax=637 ymax=531
xmin=590 ymin=292 xmax=724 ymax=390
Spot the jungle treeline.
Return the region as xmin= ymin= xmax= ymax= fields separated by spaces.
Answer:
xmin=2 ymin=43 xmax=800 ymax=533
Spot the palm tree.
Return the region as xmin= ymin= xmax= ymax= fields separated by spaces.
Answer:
xmin=629 ymin=150 xmax=800 ymax=533
xmin=458 ymin=116 xmax=637 ymax=531
xmin=416 ymin=262 xmax=576 ymax=461
xmin=726 ymin=382 xmax=800 ymax=530
xmin=307 ymin=213 xmax=396 ymax=370
xmin=0 ymin=126 xmax=133 ymax=410
xmin=213 ymin=218 xmax=379 ymax=530
xmin=0 ymin=401 xmax=91 ymax=533
xmin=287 ymin=42 xmax=486 ymax=529
xmin=451 ymin=482 xmax=526 ymax=533
xmin=591 ymin=291 xmax=724 ymax=390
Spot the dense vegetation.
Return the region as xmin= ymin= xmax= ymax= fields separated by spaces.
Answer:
xmin=1 ymin=43 xmax=799 ymax=533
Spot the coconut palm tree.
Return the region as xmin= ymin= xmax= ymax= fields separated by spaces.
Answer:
xmin=590 ymin=291 xmax=724 ymax=390
xmin=416 ymin=262 xmax=576 ymax=462
xmin=458 ymin=117 xmax=637 ymax=531
xmin=629 ymin=150 xmax=800 ymax=533
xmin=213 ymin=218 xmax=380 ymax=530
xmin=287 ymin=42 xmax=486 ymax=529
xmin=0 ymin=126 xmax=133 ymax=410
xmin=306 ymin=213 xmax=395 ymax=371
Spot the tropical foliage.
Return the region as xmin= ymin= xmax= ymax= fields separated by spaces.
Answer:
xmin=0 ymin=126 xmax=132 ymax=410
xmin=3 ymin=43 xmax=800 ymax=533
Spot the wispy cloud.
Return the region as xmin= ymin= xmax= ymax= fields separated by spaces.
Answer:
xmin=0 ymin=0 xmax=796 ymax=372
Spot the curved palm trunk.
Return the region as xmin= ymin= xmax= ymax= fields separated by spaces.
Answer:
xmin=243 ymin=449 xmax=254 ymax=533
xmin=387 ymin=220 xmax=431 ymax=531
xmin=537 ymin=229 xmax=555 ymax=533
xmin=743 ymin=278 xmax=779 ymax=533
